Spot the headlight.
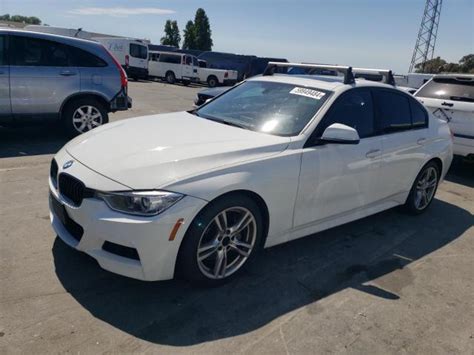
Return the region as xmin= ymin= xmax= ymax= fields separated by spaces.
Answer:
xmin=96 ymin=190 xmax=184 ymax=216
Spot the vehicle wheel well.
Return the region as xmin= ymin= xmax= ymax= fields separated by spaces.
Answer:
xmin=428 ymin=157 xmax=443 ymax=176
xmin=166 ymin=70 xmax=175 ymax=77
xmin=207 ymin=75 xmax=218 ymax=86
xmin=61 ymin=94 xmax=109 ymax=118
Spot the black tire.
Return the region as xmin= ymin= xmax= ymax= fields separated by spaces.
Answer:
xmin=182 ymin=80 xmax=191 ymax=86
xmin=177 ymin=194 xmax=264 ymax=286
xmin=62 ymin=98 xmax=108 ymax=137
xmin=166 ymin=71 xmax=176 ymax=84
xmin=402 ymin=161 xmax=440 ymax=215
xmin=207 ymin=76 xmax=218 ymax=88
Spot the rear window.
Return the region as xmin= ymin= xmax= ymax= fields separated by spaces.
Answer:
xmin=159 ymin=53 xmax=181 ymax=64
xmin=415 ymin=78 xmax=474 ymax=103
xmin=130 ymin=43 xmax=147 ymax=59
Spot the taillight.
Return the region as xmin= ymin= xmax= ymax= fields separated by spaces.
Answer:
xmin=224 ymin=71 xmax=228 ymax=78
xmin=103 ymin=45 xmax=128 ymax=89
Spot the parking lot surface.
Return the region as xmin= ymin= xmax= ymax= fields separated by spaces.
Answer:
xmin=1 ymin=81 xmax=473 ymax=354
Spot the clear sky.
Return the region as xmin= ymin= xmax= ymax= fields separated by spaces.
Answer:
xmin=1 ymin=0 xmax=473 ymax=73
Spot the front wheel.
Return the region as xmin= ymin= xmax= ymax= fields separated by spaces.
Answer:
xmin=178 ymin=195 xmax=264 ymax=285
xmin=62 ymin=99 xmax=108 ymax=136
xmin=403 ymin=161 xmax=440 ymax=214
xmin=207 ymin=76 xmax=218 ymax=88
xmin=166 ymin=71 xmax=176 ymax=84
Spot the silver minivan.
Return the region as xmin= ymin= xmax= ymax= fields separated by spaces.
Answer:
xmin=0 ymin=29 xmax=131 ymax=135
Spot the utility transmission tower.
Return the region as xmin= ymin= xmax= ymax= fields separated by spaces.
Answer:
xmin=409 ymin=0 xmax=443 ymax=73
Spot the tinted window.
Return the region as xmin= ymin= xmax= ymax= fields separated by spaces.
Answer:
xmin=415 ymin=78 xmax=474 ymax=102
xmin=69 ymin=46 xmax=107 ymax=67
xmin=373 ymin=90 xmax=411 ymax=132
xmin=129 ymin=43 xmax=147 ymax=59
xmin=159 ymin=53 xmax=181 ymax=64
xmin=196 ymin=81 xmax=331 ymax=136
xmin=0 ymin=35 xmax=5 ymax=65
xmin=192 ymin=56 xmax=199 ymax=67
xmin=317 ymin=89 xmax=374 ymax=138
xmin=11 ymin=36 xmax=69 ymax=66
xmin=410 ymin=99 xmax=428 ymax=128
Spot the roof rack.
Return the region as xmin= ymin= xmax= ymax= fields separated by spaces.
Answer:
xmin=352 ymin=68 xmax=395 ymax=85
xmin=263 ymin=62 xmax=355 ymax=84
xmin=263 ymin=62 xmax=397 ymax=86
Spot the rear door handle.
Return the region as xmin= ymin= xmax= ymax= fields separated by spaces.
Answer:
xmin=366 ymin=149 xmax=381 ymax=158
xmin=417 ymin=138 xmax=427 ymax=145
xmin=59 ymin=70 xmax=77 ymax=76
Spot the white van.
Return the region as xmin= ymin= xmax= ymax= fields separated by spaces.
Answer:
xmin=148 ymin=51 xmax=199 ymax=85
xmin=93 ymin=38 xmax=148 ymax=80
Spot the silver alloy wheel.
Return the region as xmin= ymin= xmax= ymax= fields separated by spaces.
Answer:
xmin=197 ymin=207 xmax=257 ymax=279
xmin=414 ymin=166 xmax=438 ymax=210
xmin=72 ymin=105 xmax=103 ymax=133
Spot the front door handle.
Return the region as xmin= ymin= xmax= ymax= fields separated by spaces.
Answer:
xmin=366 ymin=149 xmax=381 ymax=158
xmin=417 ymin=138 xmax=427 ymax=145
xmin=59 ymin=70 xmax=77 ymax=76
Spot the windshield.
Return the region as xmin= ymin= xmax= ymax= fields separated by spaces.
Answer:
xmin=196 ymin=81 xmax=332 ymax=136
xmin=415 ymin=78 xmax=474 ymax=103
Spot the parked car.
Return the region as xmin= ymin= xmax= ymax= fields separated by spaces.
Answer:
xmin=148 ymin=51 xmax=199 ymax=85
xmin=194 ymin=86 xmax=232 ymax=106
xmin=0 ymin=29 xmax=131 ymax=135
xmin=49 ymin=63 xmax=452 ymax=285
xmin=94 ymin=37 xmax=148 ymax=80
xmin=415 ymin=74 xmax=474 ymax=159
xmin=197 ymin=60 xmax=238 ymax=87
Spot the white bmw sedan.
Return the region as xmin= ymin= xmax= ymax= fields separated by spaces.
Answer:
xmin=49 ymin=63 xmax=453 ymax=285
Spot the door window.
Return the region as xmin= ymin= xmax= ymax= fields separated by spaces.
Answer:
xmin=185 ymin=56 xmax=192 ymax=65
xmin=0 ymin=35 xmax=5 ymax=65
xmin=192 ymin=56 xmax=199 ymax=67
xmin=373 ymin=90 xmax=412 ymax=132
xmin=11 ymin=36 xmax=70 ymax=66
xmin=316 ymin=89 xmax=375 ymax=138
xmin=409 ymin=99 xmax=429 ymax=128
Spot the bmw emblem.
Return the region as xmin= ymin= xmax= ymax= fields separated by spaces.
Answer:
xmin=63 ymin=160 xmax=74 ymax=169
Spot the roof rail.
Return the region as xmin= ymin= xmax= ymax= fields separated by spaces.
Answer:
xmin=263 ymin=62 xmax=355 ymax=84
xmin=352 ymin=68 xmax=395 ymax=85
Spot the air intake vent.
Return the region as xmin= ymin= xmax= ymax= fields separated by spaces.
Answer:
xmin=50 ymin=159 xmax=58 ymax=189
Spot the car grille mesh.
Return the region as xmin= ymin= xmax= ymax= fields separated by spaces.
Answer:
xmin=50 ymin=159 xmax=58 ymax=189
xmin=58 ymin=173 xmax=85 ymax=206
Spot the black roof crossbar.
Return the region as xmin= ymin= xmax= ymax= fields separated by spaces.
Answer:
xmin=352 ymin=68 xmax=396 ymax=85
xmin=263 ymin=62 xmax=355 ymax=84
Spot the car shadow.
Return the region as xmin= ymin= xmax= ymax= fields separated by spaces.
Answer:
xmin=52 ymin=199 xmax=472 ymax=346
xmin=444 ymin=156 xmax=474 ymax=188
xmin=0 ymin=124 xmax=69 ymax=158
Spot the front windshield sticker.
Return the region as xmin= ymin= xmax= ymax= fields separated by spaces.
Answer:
xmin=290 ymin=87 xmax=326 ymax=100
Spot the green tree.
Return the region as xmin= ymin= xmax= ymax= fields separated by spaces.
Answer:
xmin=182 ymin=20 xmax=196 ymax=50
xmin=160 ymin=20 xmax=181 ymax=47
xmin=193 ymin=8 xmax=213 ymax=51
xmin=459 ymin=54 xmax=474 ymax=73
xmin=415 ymin=56 xmax=447 ymax=73
xmin=1 ymin=14 xmax=41 ymax=24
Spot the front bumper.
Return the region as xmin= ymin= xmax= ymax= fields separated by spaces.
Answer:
xmin=49 ymin=151 xmax=207 ymax=281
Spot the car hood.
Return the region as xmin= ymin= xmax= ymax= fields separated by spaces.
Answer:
xmin=66 ymin=112 xmax=291 ymax=190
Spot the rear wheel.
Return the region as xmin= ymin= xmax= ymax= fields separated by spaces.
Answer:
xmin=166 ymin=71 xmax=176 ymax=84
xmin=178 ymin=195 xmax=263 ymax=285
xmin=62 ymin=98 xmax=108 ymax=136
xmin=403 ymin=161 xmax=440 ymax=214
xmin=207 ymin=76 xmax=218 ymax=88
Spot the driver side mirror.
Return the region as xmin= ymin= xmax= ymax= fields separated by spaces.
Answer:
xmin=318 ymin=123 xmax=360 ymax=145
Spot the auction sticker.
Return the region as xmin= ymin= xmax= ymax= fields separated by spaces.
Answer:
xmin=290 ymin=87 xmax=326 ymax=100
